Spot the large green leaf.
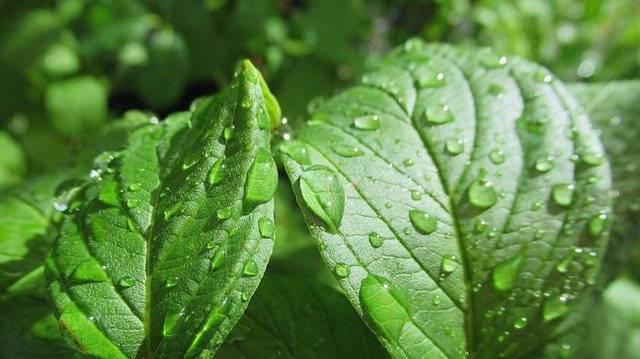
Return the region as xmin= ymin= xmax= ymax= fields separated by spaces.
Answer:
xmin=281 ymin=40 xmax=613 ymax=358
xmin=46 ymin=60 xmax=279 ymax=358
xmin=217 ymin=275 xmax=387 ymax=358
xmin=570 ymin=81 xmax=640 ymax=278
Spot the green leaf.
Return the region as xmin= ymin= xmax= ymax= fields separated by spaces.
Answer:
xmin=217 ymin=275 xmax=387 ymax=358
xmin=0 ymin=130 xmax=26 ymax=190
xmin=45 ymin=76 xmax=108 ymax=137
xmin=46 ymin=60 xmax=278 ymax=358
xmin=281 ymin=40 xmax=613 ymax=358
xmin=570 ymin=81 xmax=640 ymax=278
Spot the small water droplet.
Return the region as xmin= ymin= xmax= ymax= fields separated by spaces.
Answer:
xmin=258 ymin=217 xmax=275 ymax=238
xmin=128 ymin=182 xmax=142 ymax=192
xmin=468 ymin=180 xmax=498 ymax=209
xmin=163 ymin=203 xmax=182 ymax=220
xmin=588 ymin=212 xmax=607 ymax=238
xmin=492 ymin=253 xmax=525 ymax=291
xmin=445 ymin=138 xmax=464 ymax=156
xmin=556 ymin=252 xmax=574 ymax=273
xmin=441 ymin=254 xmax=457 ymax=274
xmin=481 ymin=54 xmax=507 ymax=68
xmin=543 ymin=295 xmax=570 ymax=321
xmin=119 ymin=276 xmax=136 ymax=288
xmin=417 ymin=71 xmax=445 ymax=88
xmin=207 ymin=159 xmax=225 ymax=186
xmin=334 ymin=262 xmax=350 ymax=278
xmin=162 ymin=309 xmax=183 ymax=337
xmin=513 ymin=317 xmax=528 ymax=329
xmin=165 ymin=276 xmax=179 ymax=288
xmin=432 ymin=295 xmax=441 ymax=306
xmin=182 ymin=155 xmax=199 ymax=170
xmin=126 ymin=198 xmax=139 ymax=208
xmin=488 ymin=83 xmax=503 ymax=95
xmin=368 ymin=232 xmax=384 ymax=248
xmin=217 ymin=206 xmax=233 ymax=220
xmin=535 ymin=156 xmax=555 ymax=172
xmin=410 ymin=189 xmax=422 ymax=201
xmin=531 ymin=201 xmax=542 ymax=211
xmin=424 ymin=102 xmax=453 ymax=125
xmin=53 ymin=201 xmax=68 ymax=212
xmin=352 ymin=115 xmax=380 ymax=130
xmin=474 ymin=219 xmax=489 ymax=234
xmin=242 ymin=259 xmax=259 ymax=277
xmin=210 ymin=248 xmax=225 ymax=271
xmin=333 ymin=144 xmax=364 ymax=157
xmin=581 ymin=152 xmax=603 ymax=166
xmin=409 ymin=209 xmax=437 ymax=234
xmin=552 ymin=183 xmax=574 ymax=207
xmin=223 ymin=125 xmax=235 ymax=141
xmin=489 ymin=149 xmax=505 ymax=164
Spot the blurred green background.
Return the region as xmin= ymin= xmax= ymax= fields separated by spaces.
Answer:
xmin=1 ymin=0 xmax=638 ymax=179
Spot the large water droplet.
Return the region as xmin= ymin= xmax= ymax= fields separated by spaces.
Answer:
xmin=334 ymin=263 xmax=350 ymax=278
xmin=468 ymin=180 xmax=498 ymax=209
xmin=280 ymin=140 xmax=310 ymax=166
xmin=424 ymin=102 xmax=453 ymax=125
xmin=210 ymin=248 xmax=225 ymax=271
xmin=244 ymin=148 xmax=278 ymax=208
xmin=258 ymin=217 xmax=275 ymax=238
xmin=492 ymin=253 xmax=524 ymax=291
xmin=409 ymin=209 xmax=437 ymax=234
xmin=216 ymin=206 xmax=232 ymax=220
xmin=441 ymin=255 xmax=457 ymax=274
xmin=369 ymin=232 xmax=383 ymax=248
xmin=353 ymin=115 xmax=380 ymax=130
xmin=552 ymin=183 xmax=574 ymax=207
xmin=71 ymin=261 xmax=108 ymax=284
xmin=543 ymin=295 xmax=570 ymax=321
xmin=298 ymin=165 xmax=344 ymax=234
xmin=242 ymin=259 xmax=259 ymax=277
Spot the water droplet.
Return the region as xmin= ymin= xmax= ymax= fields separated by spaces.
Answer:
xmin=552 ymin=183 xmax=574 ymax=207
xmin=409 ymin=209 xmax=437 ymax=235
xmin=432 ymin=295 xmax=441 ymax=306
xmin=71 ymin=261 xmax=108 ymax=284
xmin=185 ymin=299 xmax=230 ymax=357
xmin=128 ymin=182 xmax=142 ymax=192
xmin=207 ymin=159 xmax=225 ymax=186
xmin=492 ymin=253 xmax=525 ymax=291
xmin=223 ymin=125 xmax=235 ymax=141
xmin=126 ymin=198 xmax=139 ymax=208
xmin=474 ymin=219 xmax=489 ymax=234
xmin=298 ymin=165 xmax=344 ymax=234
xmin=163 ymin=203 xmax=182 ymax=220
xmin=535 ymin=156 xmax=555 ymax=172
xmin=531 ymin=201 xmax=542 ymax=211
xmin=53 ymin=201 xmax=68 ymax=212
xmin=488 ymin=83 xmax=503 ymax=96
xmin=279 ymin=140 xmax=310 ymax=166
xmin=162 ymin=309 xmax=183 ymax=337
xmin=424 ymin=102 xmax=453 ymax=125
xmin=468 ymin=180 xmax=498 ymax=209
xmin=182 ymin=155 xmax=199 ymax=170
xmin=400 ymin=158 xmax=413 ymax=168
xmin=588 ymin=212 xmax=607 ymax=238
xmin=481 ymin=54 xmax=507 ymax=68
xmin=244 ymin=149 xmax=278 ymax=208
xmin=556 ymin=252 xmax=574 ymax=273
xmin=581 ymin=152 xmax=603 ymax=166
xmin=334 ymin=263 xmax=350 ymax=278
xmin=513 ymin=317 xmax=528 ymax=329
xmin=369 ymin=232 xmax=383 ymax=248
xmin=543 ymin=295 xmax=570 ymax=321
xmin=445 ymin=138 xmax=464 ymax=156
xmin=535 ymin=69 xmax=553 ymax=83
xmin=241 ymin=292 xmax=250 ymax=302
xmin=441 ymin=255 xmax=457 ymax=274
xmin=410 ymin=189 xmax=422 ymax=201
xmin=243 ymin=259 xmax=259 ymax=277
xmin=353 ymin=115 xmax=380 ymax=130
xmin=217 ymin=206 xmax=233 ymax=220
xmin=210 ymin=248 xmax=225 ymax=271
xmin=333 ymin=144 xmax=364 ymax=157
xmin=165 ymin=276 xmax=179 ymax=288
xmin=417 ymin=71 xmax=445 ymax=88
xmin=489 ymin=149 xmax=505 ymax=164
xmin=119 ymin=276 xmax=135 ymax=288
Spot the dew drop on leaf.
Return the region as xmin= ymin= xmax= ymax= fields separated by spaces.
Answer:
xmin=352 ymin=115 xmax=380 ymax=130
xmin=424 ymin=102 xmax=453 ymax=125
xmin=182 ymin=154 xmax=199 ymax=170
xmin=488 ymin=83 xmax=503 ymax=96
xmin=333 ymin=144 xmax=364 ymax=157
xmin=209 ymin=248 xmax=225 ymax=271
xmin=552 ymin=183 xmax=575 ymax=207
xmin=445 ymin=138 xmax=464 ymax=156
xmin=587 ymin=212 xmax=608 ymax=238
xmin=165 ymin=276 xmax=179 ymax=288
xmin=223 ymin=125 xmax=234 ymax=141
xmin=474 ymin=219 xmax=489 ymax=234
xmin=242 ymin=259 xmax=259 ymax=277
xmin=441 ymin=254 xmax=457 ymax=274
xmin=128 ymin=182 xmax=142 ymax=192
xmin=468 ymin=180 xmax=498 ymax=209
xmin=581 ymin=152 xmax=603 ymax=166
xmin=71 ymin=261 xmax=108 ymax=284
xmin=119 ymin=276 xmax=135 ymax=288
xmin=244 ymin=148 xmax=278 ymax=208
xmin=409 ymin=209 xmax=437 ymax=235
xmin=417 ymin=70 xmax=445 ymax=88
xmin=410 ymin=189 xmax=422 ymax=201
xmin=279 ymin=140 xmax=310 ymax=166
xmin=481 ymin=54 xmax=507 ymax=68
xmin=555 ymin=252 xmax=574 ymax=273
xmin=489 ymin=149 xmax=505 ymax=164
xmin=216 ymin=206 xmax=233 ymax=220
xmin=535 ymin=156 xmax=555 ymax=172
xmin=258 ymin=217 xmax=275 ymax=238
xmin=334 ymin=262 xmax=351 ymax=278
xmin=403 ymin=158 xmax=414 ymax=167
xmin=543 ymin=295 xmax=570 ymax=322
xmin=492 ymin=253 xmax=525 ymax=291
xmin=163 ymin=203 xmax=182 ymax=220
xmin=207 ymin=158 xmax=225 ymax=186
xmin=185 ymin=299 xmax=230 ymax=357
xmin=368 ymin=232 xmax=384 ymax=248
xmin=298 ymin=165 xmax=344 ymax=234
xmin=162 ymin=309 xmax=182 ymax=337
xmin=126 ymin=198 xmax=139 ymax=208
